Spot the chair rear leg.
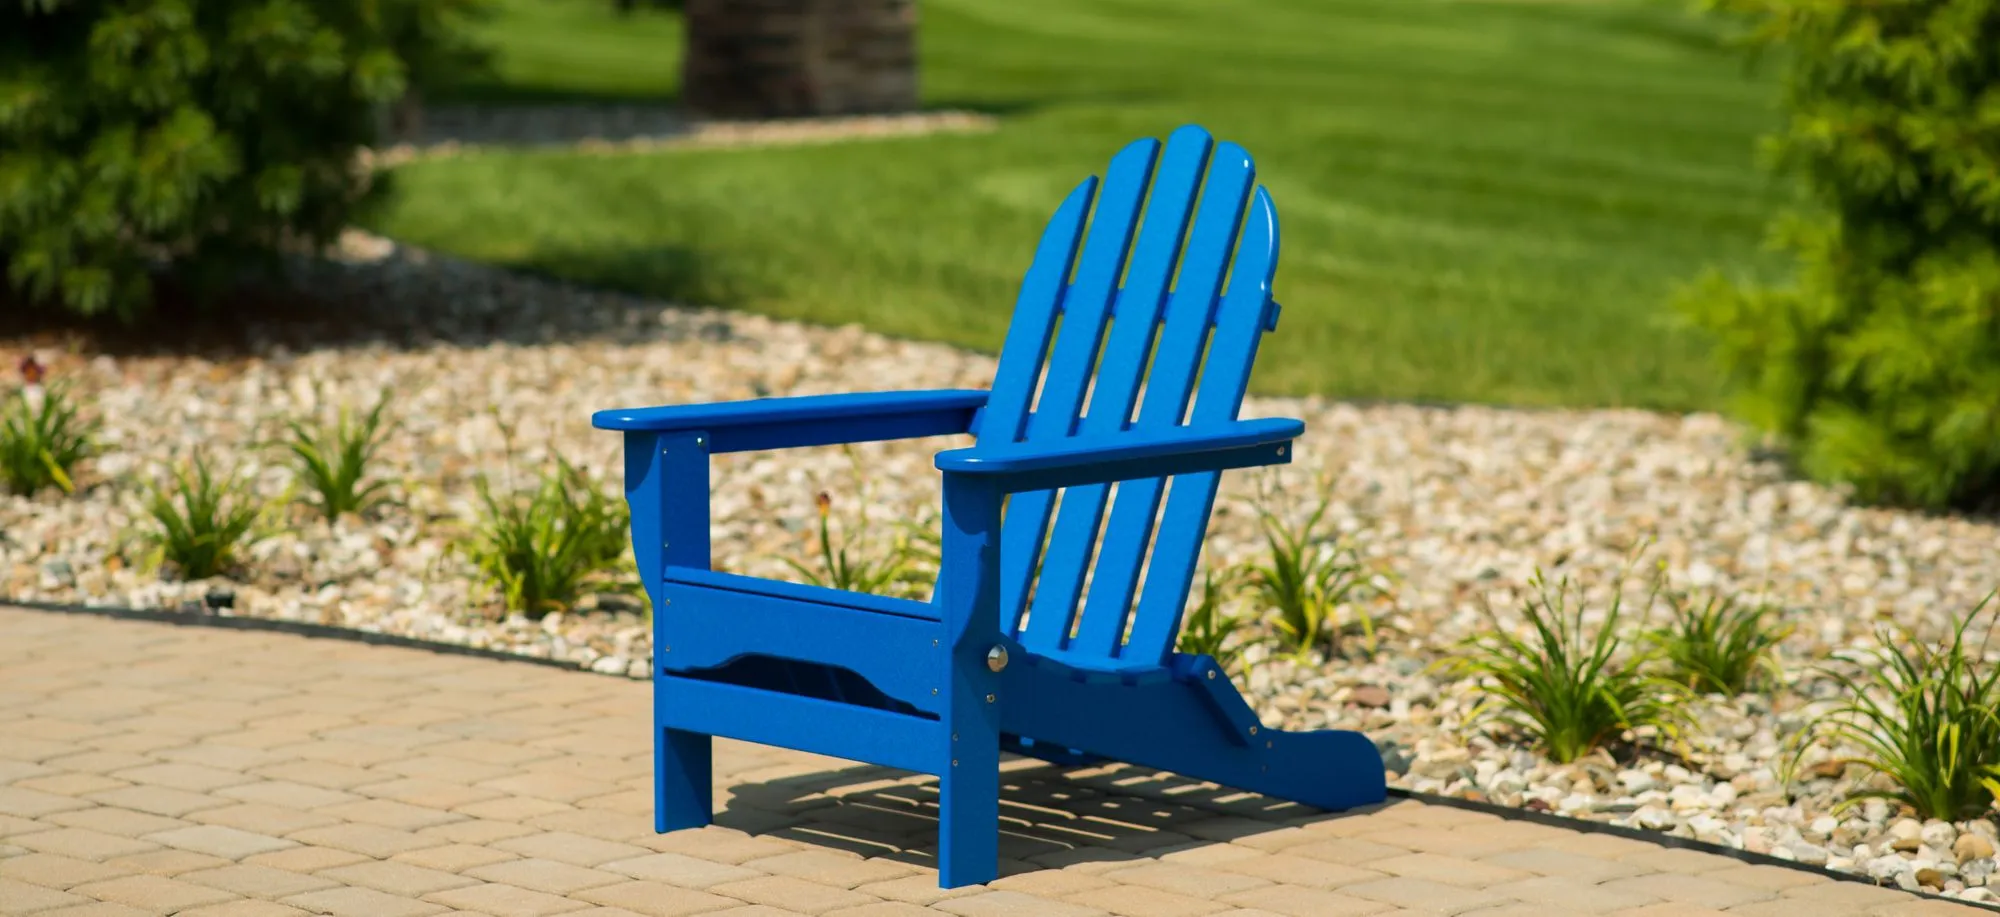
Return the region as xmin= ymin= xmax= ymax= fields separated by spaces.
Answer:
xmin=658 ymin=727 xmax=712 ymax=833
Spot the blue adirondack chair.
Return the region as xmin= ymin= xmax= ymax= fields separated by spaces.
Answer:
xmin=592 ymin=124 xmax=1386 ymax=888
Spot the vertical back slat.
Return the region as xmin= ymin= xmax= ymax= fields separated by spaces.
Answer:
xmin=1120 ymin=186 xmax=1281 ymax=665
xmin=1063 ymin=141 xmax=1256 ymax=661
xmin=1023 ymin=127 xmax=1213 ymax=660
xmin=972 ymin=179 xmax=1095 ymax=630
xmin=1009 ymin=138 xmax=1161 ymax=652
xmin=1055 ymin=134 xmax=1259 ymax=661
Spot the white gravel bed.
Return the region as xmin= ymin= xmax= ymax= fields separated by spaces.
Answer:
xmin=2 ymin=230 xmax=1995 ymax=901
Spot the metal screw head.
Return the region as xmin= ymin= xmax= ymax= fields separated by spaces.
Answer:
xmin=1248 ymin=726 xmax=1259 ymax=735
xmin=695 ymin=435 xmax=706 ymax=447
xmin=1277 ymin=445 xmax=1287 ymax=456
xmin=986 ymin=646 xmax=1009 ymax=672
xmin=952 ymin=759 xmax=959 ymax=767
xmin=985 ymin=694 xmax=995 ymax=704
xmin=1207 ymin=669 xmax=1217 ymax=680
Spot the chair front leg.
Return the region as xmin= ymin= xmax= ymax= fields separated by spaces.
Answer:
xmin=628 ymin=430 xmax=716 ymax=833
xmin=936 ymin=473 xmax=1005 ymax=888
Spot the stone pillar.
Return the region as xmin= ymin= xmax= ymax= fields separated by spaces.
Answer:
xmin=681 ymin=0 xmax=918 ymax=119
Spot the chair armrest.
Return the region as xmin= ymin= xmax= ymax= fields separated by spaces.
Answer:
xmin=592 ymin=389 xmax=989 ymax=454
xmin=934 ymin=418 xmax=1302 ymax=492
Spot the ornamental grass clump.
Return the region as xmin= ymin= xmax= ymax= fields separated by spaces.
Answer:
xmin=1442 ymin=569 xmax=1695 ymax=764
xmin=138 ymin=451 xmax=268 ymax=580
xmin=1177 ymin=567 xmax=1257 ymax=676
xmin=1795 ymin=593 xmax=2000 ymax=821
xmin=0 ymin=355 xmax=97 ymax=496
xmin=1242 ymin=492 xmax=1385 ymax=660
xmin=461 ymin=455 xmax=635 ymax=619
xmin=1647 ymin=588 xmax=1794 ymax=695
xmin=282 ymin=388 xmax=398 ymax=523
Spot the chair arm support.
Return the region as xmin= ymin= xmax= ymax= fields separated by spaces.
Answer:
xmin=592 ymin=389 xmax=989 ymax=454
xmin=933 ymin=417 xmax=1303 ymax=493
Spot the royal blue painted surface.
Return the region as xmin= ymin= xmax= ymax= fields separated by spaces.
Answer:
xmin=666 ymin=566 xmax=942 ymax=621
xmin=593 ymin=124 xmax=1388 ymax=890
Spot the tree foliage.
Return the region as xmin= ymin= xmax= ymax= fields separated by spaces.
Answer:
xmin=0 ymin=0 xmax=489 ymax=321
xmin=1681 ymin=0 xmax=2000 ymax=510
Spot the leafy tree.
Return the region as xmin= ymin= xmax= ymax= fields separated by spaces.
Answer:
xmin=1679 ymin=0 xmax=2000 ymax=510
xmin=0 ymin=0 xmax=489 ymax=322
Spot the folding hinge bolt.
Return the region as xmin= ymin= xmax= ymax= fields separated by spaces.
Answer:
xmin=986 ymin=646 xmax=1009 ymax=672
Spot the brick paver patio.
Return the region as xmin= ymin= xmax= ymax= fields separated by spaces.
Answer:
xmin=0 ymin=606 xmax=1985 ymax=917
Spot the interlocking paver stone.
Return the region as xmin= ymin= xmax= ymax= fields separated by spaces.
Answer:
xmin=2 ymin=608 xmax=1986 ymax=917
xmin=84 ymin=785 xmax=230 ymax=818
xmin=287 ymin=822 xmax=447 ymax=857
xmin=709 ymin=875 xmax=878 ymax=914
xmin=0 ymin=852 xmax=129 ymax=889
xmin=465 ymin=859 xmax=628 ymax=895
xmin=179 ymin=902 xmax=314 ymax=917
xmin=573 ymin=880 xmax=743 ymax=916
xmin=743 ymin=851 xmax=916 ymax=889
xmin=1340 ymin=876 xmax=1508 ymax=913
xmin=600 ymin=852 xmax=763 ymax=888
xmin=935 ymin=889 xmax=1108 ymax=917
xmin=16 ymin=828 xmax=160 ymax=861
xmin=0 ymin=875 xmax=86 ymax=913
xmin=1212 ymin=884 xmax=1394 ymax=917
xmin=146 ymin=824 xmax=299 ymax=859
xmin=395 ymin=842 xmax=523 ymax=873
xmin=495 ymin=832 xmax=653 ymax=868
xmin=0 ymin=786 xmax=92 ymax=818
xmin=30 ymin=902 xmax=157 ymax=917
xmin=181 ymin=864 xmax=340 ymax=897
xmin=70 ymin=874 xmax=240 ymax=910
xmin=284 ymin=885 xmax=452 ymax=917
xmin=1064 ymin=883 xmax=1232 ymax=917
xmin=1600 ymin=873 xmax=1777 ymax=909
xmin=1479 ymin=847 xmax=1653 ymax=883
xmin=320 ymin=859 xmax=482 ymax=896
xmin=105 ymin=848 xmax=231 ymax=876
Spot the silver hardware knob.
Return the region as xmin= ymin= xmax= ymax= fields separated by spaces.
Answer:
xmin=986 ymin=645 xmax=1009 ymax=672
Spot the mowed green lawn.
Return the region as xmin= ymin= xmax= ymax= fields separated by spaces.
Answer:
xmin=368 ymin=0 xmax=1794 ymax=410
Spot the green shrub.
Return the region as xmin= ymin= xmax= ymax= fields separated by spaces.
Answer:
xmin=1242 ymin=493 xmax=1383 ymax=660
xmin=1441 ymin=570 xmax=1694 ymax=764
xmin=1 ymin=356 xmax=97 ymax=496
xmin=1795 ymin=593 xmax=2000 ymax=821
xmin=1177 ymin=567 xmax=1256 ymax=675
xmin=1678 ymin=0 xmax=2000 ymax=509
xmin=461 ymin=456 xmax=634 ymax=618
xmin=1647 ymin=588 xmax=1793 ymax=695
xmin=139 ymin=451 xmax=267 ymax=580
xmin=0 ymin=0 xmax=489 ymax=321
xmin=282 ymin=389 xmax=396 ymax=522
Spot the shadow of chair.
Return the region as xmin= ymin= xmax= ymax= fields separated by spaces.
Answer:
xmin=714 ymin=756 xmax=1393 ymax=878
